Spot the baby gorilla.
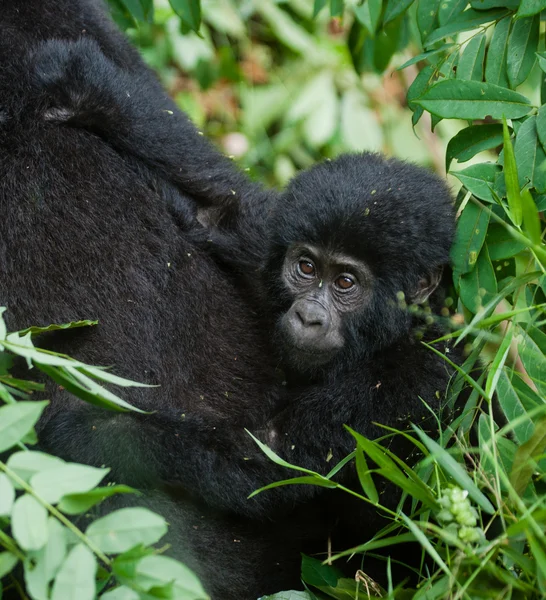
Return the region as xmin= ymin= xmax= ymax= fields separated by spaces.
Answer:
xmin=34 ymin=38 xmax=460 ymax=588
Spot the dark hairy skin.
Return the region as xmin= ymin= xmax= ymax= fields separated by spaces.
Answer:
xmin=29 ymin=31 xmax=465 ymax=588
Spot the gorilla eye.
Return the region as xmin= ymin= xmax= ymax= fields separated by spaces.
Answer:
xmin=298 ymin=259 xmax=316 ymax=278
xmin=335 ymin=275 xmax=355 ymax=290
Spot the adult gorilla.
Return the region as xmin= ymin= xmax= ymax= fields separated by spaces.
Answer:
xmin=0 ymin=2 xmax=309 ymax=598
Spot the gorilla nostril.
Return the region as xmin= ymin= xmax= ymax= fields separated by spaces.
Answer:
xmin=297 ymin=308 xmax=325 ymax=328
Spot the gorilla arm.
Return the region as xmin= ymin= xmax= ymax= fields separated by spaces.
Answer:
xmin=33 ymin=37 xmax=269 ymax=217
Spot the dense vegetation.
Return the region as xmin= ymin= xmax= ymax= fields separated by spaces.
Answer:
xmin=1 ymin=1 xmax=546 ymax=598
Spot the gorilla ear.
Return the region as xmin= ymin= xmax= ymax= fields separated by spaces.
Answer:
xmin=411 ymin=266 xmax=443 ymax=304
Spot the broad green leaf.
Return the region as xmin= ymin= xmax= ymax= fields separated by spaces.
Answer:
xmin=537 ymin=104 xmax=546 ymax=152
xmin=510 ymin=418 xmax=546 ymax=496
xmin=446 ymin=124 xmax=504 ymax=171
xmin=101 ymin=587 xmax=140 ymax=600
xmin=459 ymin=245 xmax=497 ymax=313
xmin=373 ymin=16 xmax=403 ymax=72
xmin=407 ymin=64 xmax=435 ymax=112
xmin=354 ymin=0 xmax=382 ymax=34
xmin=86 ymin=508 xmax=167 ymax=554
xmin=416 ymin=80 xmax=532 ymax=120
xmin=383 ymin=0 xmax=413 ymax=24
xmin=58 ymin=485 xmax=135 ymax=515
xmin=517 ymin=0 xmax=546 ymax=17
xmin=424 ymin=8 xmax=509 ymax=47
xmin=521 ymin=188 xmax=542 ymax=245
xmin=486 ymin=223 xmax=526 ymax=260
xmin=514 ymin=115 xmax=546 ymax=193
xmin=0 ymin=553 xmax=18 ymax=579
xmin=312 ymin=0 xmax=328 ymax=17
xmin=450 ymin=201 xmax=490 ymax=274
xmin=439 ymin=0 xmax=467 ymax=25
xmin=0 ymin=474 xmax=15 ymax=516
xmin=470 ymin=0 xmax=518 ymax=7
xmin=416 ymin=0 xmax=440 ymax=43
xmin=135 ymin=555 xmax=207 ymax=598
xmin=301 ymin=555 xmax=342 ymax=587
xmin=25 ymin=518 xmax=67 ymax=600
xmin=51 ymin=544 xmax=96 ymax=600
xmin=119 ymin=0 xmax=145 ymax=21
xmin=12 ymin=494 xmax=49 ymax=551
xmin=6 ymin=451 xmax=65 ymax=487
xmin=412 ymin=427 xmax=495 ymax=514
xmin=169 ymin=0 xmax=201 ymax=32
xmin=537 ymin=51 xmax=546 ymax=74
xmin=330 ymin=0 xmax=344 ymax=17
xmin=452 ymin=163 xmax=500 ymax=202
xmin=507 ymin=15 xmax=539 ymax=88
xmin=30 ymin=464 xmax=109 ymax=505
xmin=0 ymin=401 xmax=48 ymax=453
xmin=518 ymin=328 xmax=546 ymax=396
xmin=457 ymin=32 xmax=486 ymax=81
xmin=503 ymin=117 xmax=523 ymax=226
xmin=485 ymin=15 xmax=511 ymax=88
xmin=496 ymin=370 xmax=536 ymax=445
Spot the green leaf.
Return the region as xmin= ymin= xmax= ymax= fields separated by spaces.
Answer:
xmin=0 ymin=553 xmax=18 ymax=579
xmin=510 ymin=417 xmax=546 ymax=496
xmin=119 ymin=0 xmax=145 ymax=21
xmin=312 ymin=0 xmax=328 ymax=17
xmin=518 ymin=328 xmax=546 ymax=397
xmin=354 ymin=0 xmax=382 ymax=34
xmin=485 ymin=15 xmax=511 ymax=88
xmin=383 ymin=0 xmax=413 ymax=24
xmin=58 ymin=485 xmax=135 ymax=515
xmin=496 ymin=370 xmax=536 ymax=445
xmin=85 ymin=508 xmax=167 ymax=554
xmin=12 ymin=494 xmax=49 ymax=551
xmin=439 ymin=0 xmax=467 ymax=25
xmin=457 ymin=32 xmax=486 ymax=81
xmin=135 ymin=555 xmax=207 ymax=598
xmin=30 ymin=464 xmax=109 ymax=505
xmin=0 ymin=474 xmax=14 ymax=516
xmin=6 ymin=451 xmax=65 ymax=486
xmin=0 ymin=307 xmax=7 ymax=342
xmin=261 ymin=593 xmax=313 ymax=600
xmin=424 ymin=8 xmax=509 ymax=47
xmin=249 ymin=475 xmax=337 ymax=499
xmin=450 ymin=201 xmax=490 ymax=274
xmin=459 ymin=245 xmax=497 ymax=313
xmin=355 ymin=445 xmax=379 ymax=503
xmin=373 ymin=16 xmax=403 ymax=73
xmin=168 ymin=0 xmax=201 ymax=32
xmin=412 ymin=427 xmax=495 ymax=514
xmin=521 ymin=188 xmax=542 ymax=245
xmin=537 ymin=51 xmax=546 ymax=74
xmin=51 ymin=544 xmax=96 ymax=600
xmin=517 ymin=0 xmax=546 ymax=17
xmin=301 ymin=555 xmax=342 ymax=587
xmin=507 ymin=14 xmax=539 ymax=88
xmin=537 ymin=104 xmax=546 ymax=153
xmin=446 ymin=124 xmax=504 ymax=171
xmin=24 ymin=518 xmax=67 ymax=600
xmin=330 ymin=0 xmax=344 ymax=17
xmin=503 ymin=117 xmax=523 ymax=226
xmin=514 ymin=116 xmax=546 ymax=193
xmin=452 ymin=163 xmax=500 ymax=202
xmin=415 ymin=80 xmax=532 ymax=120
xmin=0 ymin=401 xmax=48 ymax=453
xmin=486 ymin=223 xmax=526 ymax=260
xmin=101 ymin=587 xmax=140 ymax=600
xmin=416 ymin=0 xmax=440 ymax=43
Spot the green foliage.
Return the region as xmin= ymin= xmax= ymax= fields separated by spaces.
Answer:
xmin=0 ymin=310 xmax=208 ymax=599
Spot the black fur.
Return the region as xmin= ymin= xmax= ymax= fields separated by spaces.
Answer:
xmin=30 ymin=32 xmax=464 ymax=589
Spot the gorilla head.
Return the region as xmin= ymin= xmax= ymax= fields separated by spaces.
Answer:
xmin=262 ymin=153 xmax=454 ymax=374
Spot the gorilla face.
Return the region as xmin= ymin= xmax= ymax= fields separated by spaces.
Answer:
xmin=276 ymin=243 xmax=373 ymax=370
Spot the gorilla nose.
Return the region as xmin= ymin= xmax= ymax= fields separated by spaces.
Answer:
xmin=295 ymin=303 xmax=327 ymax=329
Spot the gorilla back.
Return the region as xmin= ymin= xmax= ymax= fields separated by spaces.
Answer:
xmin=0 ymin=3 xmax=289 ymax=597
